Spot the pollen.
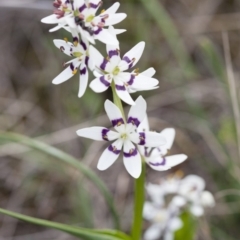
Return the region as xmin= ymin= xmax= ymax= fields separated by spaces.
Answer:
xmin=72 ymin=69 xmax=78 ymax=75
xmin=101 ymin=9 xmax=105 ymax=14
xmin=64 ymin=37 xmax=68 ymax=42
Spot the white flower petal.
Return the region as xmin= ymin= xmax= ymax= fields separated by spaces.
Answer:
xmin=123 ymin=140 xmax=142 ymax=178
xmin=144 ymin=223 xmax=162 ymax=240
xmin=114 ymin=80 xmax=135 ymax=105
xmin=143 ymin=202 xmax=158 ymax=220
xmin=90 ymin=75 xmax=112 ymax=93
xmin=159 ymin=128 xmax=175 ymax=155
xmin=164 ymin=154 xmax=187 ymax=168
xmin=201 ymin=191 xmax=215 ymax=207
xmin=101 ymin=2 xmax=120 ymax=15
xmin=118 ymin=42 xmax=145 ymax=71
xmin=114 ymin=29 xmax=126 ymax=35
xmin=104 ymin=99 xmax=125 ymax=130
xmin=76 ymin=127 xmax=119 ymax=141
xmin=138 ymin=115 xmax=150 ymax=132
xmin=49 ymin=24 xmax=65 ymax=32
xmin=131 ymin=75 xmax=159 ymax=89
xmin=97 ymin=139 xmax=123 ymax=170
xmin=105 ymin=13 xmax=127 ymax=26
xmin=53 ymin=39 xmax=74 ymax=57
xmin=95 ymin=28 xmax=119 ymax=45
xmin=41 ymin=14 xmax=59 ymax=24
xmin=169 ymin=217 xmax=183 ymax=231
xmin=52 ymin=60 xmax=80 ymax=84
xmin=78 ymin=63 xmax=88 ymax=97
xmin=140 ymin=67 xmax=156 ymax=77
xmin=190 ymin=204 xmax=204 ymax=217
xmin=127 ymin=96 xmax=146 ymax=127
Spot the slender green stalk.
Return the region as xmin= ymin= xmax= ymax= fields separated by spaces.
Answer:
xmin=131 ymin=161 xmax=146 ymax=240
xmin=111 ymin=82 xmax=126 ymax=122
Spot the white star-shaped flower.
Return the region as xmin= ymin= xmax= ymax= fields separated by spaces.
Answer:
xmin=178 ymin=175 xmax=215 ymax=216
xmin=143 ymin=199 xmax=183 ymax=240
xmin=52 ymin=30 xmax=93 ymax=97
xmin=89 ymin=38 xmax=159 ymax=105
xmin=41 ymin=1 xmax=126 ymax=45
xmin=76 ymin=96 xmax=165 ymax=178
xmin=138 ymin=116 xmax=187 ymax=171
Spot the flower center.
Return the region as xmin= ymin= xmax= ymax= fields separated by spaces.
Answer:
xmin=121 ymin=133 xmax=128 ymax=140
xmin=73 ymin=52 xmax=83 ymax=58
xmin=112 ymin=66 xmax=120 ymax=76
xmin=86 ymin=14 xmax=94 ymax=23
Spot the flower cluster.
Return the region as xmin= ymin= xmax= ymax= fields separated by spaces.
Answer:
xmin=143 ymin=174 xmax=215 ymax=240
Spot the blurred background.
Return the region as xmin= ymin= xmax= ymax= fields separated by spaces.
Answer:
xmin=0 ymin=0 xmax=240 ymax=239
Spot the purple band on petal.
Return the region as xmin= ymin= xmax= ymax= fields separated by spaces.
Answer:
xmin=73 ymin=37 xmax=79 ymax=43
xmin=123 ymin=56 xmax=131 ymax=63
xmin=94 ymin=27 xmax=103 ymax=35
xmin=108 ymin=144 xmax=121 ymax=155
xmin=109 ymin=50 xmax=118 ymax=58
xmin=80 ymin=67 xmax=86 ymax=75
xmin=127 ymin=75 xmax=135 ymax=85
xmin=100 ymin=76 xmax=110 ymax=87
xmin=124 ymin=148 xmax=138 ymax=157
xmin=116 ymin=84 xmax=126 ymax=91
xmin=149 ymin=157 xmax=166 ymax=166
xmin=100 ymin=58 xmax=108 ymax=70
xmin=111 ymin=118 xmax=124 ymax=127
xmin=138 ymin=132 xmax=146 ymax=145
xmin=70 ymin=63 xmax=75 ymax=71
xmin=127 ymin=117 xmax=140 ymax=127
xmin=144 ymin=147 xmax=148 ymax=157
xmin=89 ymin=3 xmax=99 ymax=8
xmin=79 ymin=4 xmax=87 ymax=12
xmin=101 ymin=128 xmax=109 ymax=141
xmin=80 ymin=40 xmax=87 ymax=51
xmin=85 ymin=56 xmax=89 ymax=66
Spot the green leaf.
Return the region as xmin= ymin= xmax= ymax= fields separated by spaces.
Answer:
xmin=0 ymin=208 xmax=131 ymax=240
xmin=0 ymin=131 xmax=120 ymax=229
xmin=174 ymin=211 xmax=197 ymax=240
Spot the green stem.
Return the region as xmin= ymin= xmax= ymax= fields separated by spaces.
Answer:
xmin=111 ymin=82 xmax=126 ymax=122
xmin=131 ymin=160 xmax=146 ymax=240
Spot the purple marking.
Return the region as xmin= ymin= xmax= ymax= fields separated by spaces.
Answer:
xmin=127 ymin=75 xmax=135 ymax=85
xmin=138 ymin=132 xmax=146 ymax=145
xmin=80 ymin=67 xmax=87 ymax=75
xmin=70 ymin=63 xmax=75 ymax=71
xmin=101 ymin=128 xmax=109 ymax=141
xmin=60 ymin=46 xmax=65 ymax=52
xmin=127 ymin=117 xmax=140 ymax=127
xmin=89 ymin=3 xmax=99 ymax=9
xmin=124 ymin=148 xmax=138 ymax=157
xmin=80 ymin=40 xmax=87 ymax=51
xmin=115 ymin=84 xmax=126 ymax=91
xmin=128 ymin=62 xmax=133 ymax=69
xmin=73 ymin=37 xmax=79 ymax=43
xmin=111 ymin=118 xmax=124 ymax=127
xmin=108 ymin=144 xmax=121 ymax=155
xmin=149 ymin=157 xmax=166 ymax=166
xmin=109 ymin=50 xmax=119 ymax=58
xmin=94 ymin=27 xmax=103 ymax=35
xmin=100 ymin=76 xmax=110 ymax=87
xmin=144 ymin=147 xmax=148 ymax=157
xmin=122 ymin=56 xmax=131 ymax=63
xmin=85 ymin=56 xmax=89 ymax=66
xmin=100 ymin=58 xmax=108 ymax=70
xmin=79 ymin=4 xmax=87 ymax=12
xmin=70 ymin=48 xmax=73 ymax=52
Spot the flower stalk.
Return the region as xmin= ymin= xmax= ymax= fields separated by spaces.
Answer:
xmin=131 ymin=160 xmax=146 ymax=240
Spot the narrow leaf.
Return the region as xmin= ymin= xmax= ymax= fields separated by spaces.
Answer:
xmin=0 ymin=131 xmax=120 ymax=229
xmin=0 ymin=208 xmax=131 ymax=240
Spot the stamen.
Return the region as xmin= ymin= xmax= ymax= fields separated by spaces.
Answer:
xmin=101 ymin=9 xmax=105 ymax=14
xmin=117 ymin=121 xmax=122 ymax=126
xmin=72 ymin=69 xmax=78 ymax=75
xmin=64 ymin=37 xmax=68 ymax=42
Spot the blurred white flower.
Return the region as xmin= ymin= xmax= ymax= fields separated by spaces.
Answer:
xmin=76 ymin=96 xmax=165 ymax=178
xmin=143 ymin=198 xmax=183 ymax=240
